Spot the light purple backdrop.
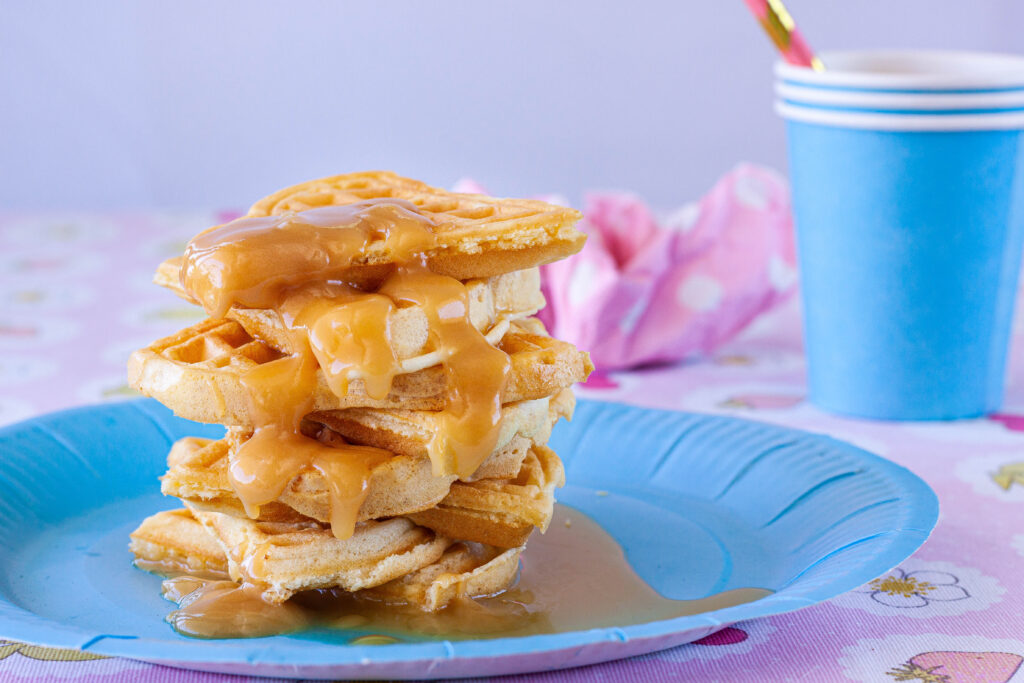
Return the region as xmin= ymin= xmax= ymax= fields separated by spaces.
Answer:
xmin=3 ymin=1 xmax=1023 ymax=210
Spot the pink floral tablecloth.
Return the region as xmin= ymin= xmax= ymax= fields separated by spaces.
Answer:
xmin=1 ymin=212 xmax=1023 ymax=683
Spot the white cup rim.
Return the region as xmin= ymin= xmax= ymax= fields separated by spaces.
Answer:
xmin=776 ymin=82 xmax=1024 ymax=111
xmin=777 ymin=49 xmax=1024 ymax=91
xmin=776 ymin=101 xmax=1024 ymax=131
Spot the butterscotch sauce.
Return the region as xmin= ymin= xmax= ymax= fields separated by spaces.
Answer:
xmin=230 ymin=280 xmax=398 ymax=540
xmin=179 ymin=199 xmax=517 ymax=540
xmin=157 ymin=505 xmax=773 ymax=641
xmin=227 ymin=425 xmax=391 ymax=538
xmin=380 ymin=266 xmax=512 ymax=478
xmin=163 ymin=577 xmax=310 ymax=639
xmin=232 ymin=349 xmax=392 ymax=540
xmin=181 ymin=200 xmax=438 ymax=319
xmin=239 ymin=353 xmax=318 ymax=428
xmin=284 ymin=287 xmax=400 ymax=400
xmin=132 ymin=559 xmax=229 ymax=583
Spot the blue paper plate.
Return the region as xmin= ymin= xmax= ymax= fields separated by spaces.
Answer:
xmin=0 ymin=398 xmax=937 ymax=679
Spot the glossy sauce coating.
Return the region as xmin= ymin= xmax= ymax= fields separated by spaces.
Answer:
xmin=157 ymin=506 xmax=772 ymax=640
xmin=227 ymin=426 xmax=391 ymax=538
xmin=180 ymin=199 xmax=515 ymax=539
xmin=379 ymin=266 xmax=511 ymax=478
xmin=181 ymin=200 xmax=437 ymax=319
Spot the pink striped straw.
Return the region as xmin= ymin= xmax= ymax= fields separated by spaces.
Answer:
xmin=743 ymin=0 xmax=824 ymax=71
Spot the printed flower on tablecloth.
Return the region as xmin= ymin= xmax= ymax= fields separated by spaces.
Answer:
xmin=1 ymin=215 xmax=120 ymax=245
xmin=864 ymin=567 xmax=968 ymax=608
xmin=955 ymin=454 xmax=1024 ymax=503
xmin=887 ymin=651 xmax=1024 ymax=682
xmin=673 ymin=382 xmax=808 ymax=414
xmin=831 ymin=559 xmax=1003 ymax=619
xmin=719 ymin=393 xmax=804 ymax=410
xmin=138 ymin=210 xmax=230 ymax=260
xmin=992 ymin=462 xmax=1024 ymax=493
xmin=0 ymin=317 xmax=78 ymax=350
xmin=76 ymin=375 xmax=142 ymax=404
xmin=0 ymin=250 xmax=105 ymax=280
xmin=839 ymin=634 xmax=1024 ymax=683
xmin=0 ymin=640 xmax=105 ymax=662
xmin=119 ymin=301 xmax=206 ymax=332
xmin=0 ymin=283 xmax=94 ymax=311
xmin=714 ymin=354 xmax=756 ymax=366
xmin=0 ymin=639 xmax=158 ymax=681
xmin=711 ymin=347 xmax=805 ymax=374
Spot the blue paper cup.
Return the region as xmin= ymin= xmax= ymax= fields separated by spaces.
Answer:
xmin=776 ymin=50 xmax=1024 ymax=420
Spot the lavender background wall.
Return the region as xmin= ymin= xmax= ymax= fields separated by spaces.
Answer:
xmin=3 ymin=1 xmax=1023 ymax=210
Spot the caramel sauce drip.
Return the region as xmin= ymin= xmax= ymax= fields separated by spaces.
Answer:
xmin=132 ymin=559 xmax=229 ymax=583
xmin=157 ymin=505 xmax=773 ymax=641
xmin=238 ymin=541 xmax=277 ymax=585
xmin=278 ymin=284 xmax=400 ymax=401
xmin=232 ymin=350 xmax=393 ymax=540
xmin=228 ymin=426 xmax=391 ymax=538
xmin=180 ymin=198 xmax=515 ymax=540
xmin=181 ymin=199 xmax=437 ymax=319
xmin=240 ymin=353 xmax=318 ymax=429
xmin=163 ymin=577 xmax=309 ymax=639
xmin=380 ymin=266 xmax=512 ymax=478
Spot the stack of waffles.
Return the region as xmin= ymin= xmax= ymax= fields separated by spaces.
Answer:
xmin=126 ymin=172 xmax=591 ymax=622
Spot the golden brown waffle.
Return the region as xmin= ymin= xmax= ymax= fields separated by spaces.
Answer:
xmin=128 ymin=318 xmax=590 ymax=426
xmin=161 ymin=428 xmax=535 ymax=525
xmin=130 ymin=508 xmax=520 ymax=612
xmin=188 ymin=506 xmax=450 ymax=603
xmin=304 ymin=390 xmax=570 ymax=475
xmin=230 ymin=269 xmax=543 ymax=358
xmin=129 ymin=507 xmax=229 ymax=577
xmin=409 ymin=445 xmax=564 ymax=548
xmin=155 ymin=265 xmax=545 ymax=354
xmin=364 ymin=542 xmax=522 ymax=612
xmin=238 ymin=171 xmax=586 ymax=282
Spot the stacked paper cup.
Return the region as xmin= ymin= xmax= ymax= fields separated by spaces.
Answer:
xmin=776 ymin=50 xmax=1024 ymax=420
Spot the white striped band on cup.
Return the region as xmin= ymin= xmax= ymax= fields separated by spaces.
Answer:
xmin=776 ymin=100 xmax=1024 ymax=131
xmin=776 ymin=82 xmax=1024 ymax=111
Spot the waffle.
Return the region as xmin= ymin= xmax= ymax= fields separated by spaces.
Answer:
xmin=128 ymin=318 xmax=591 ymax=426
xmin=188 ymin=506 xmax=450 ymax=603
xmin=130 ymin=508 xmax=521 ymax=612
xmin=304 ymin=390 xmax=570 ymax=477
xmin=364 ymin=542 xmax=522 ymax=612
xmin=237 ymin=171 xmax=586 ymax=282
xmin=156 ymin=264 xmax=546 ymax=354
xmin=409 ymin=445 xmax=564 ymax=548
xmin=229 ymin=271 xmax=542 ymax=359
xmin=129 ymin=507 xmax=229 ymax=577
xmin=128 ymin=171 xmax=587 ymax=630
xmin=162 ymin=428 xmax=536 ymax=524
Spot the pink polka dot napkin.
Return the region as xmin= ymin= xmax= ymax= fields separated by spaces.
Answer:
xmin=459 ymin=164 xmax=797 ymax=371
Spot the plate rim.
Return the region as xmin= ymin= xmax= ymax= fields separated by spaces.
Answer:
xmin=0 ymin=398 xmax=939 ymax=670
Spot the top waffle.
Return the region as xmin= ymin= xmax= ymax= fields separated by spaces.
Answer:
xmin=169 ymin=172 xmax=585 ymax=300
xmin=234 ymin=171 xmax=586 ymax=282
